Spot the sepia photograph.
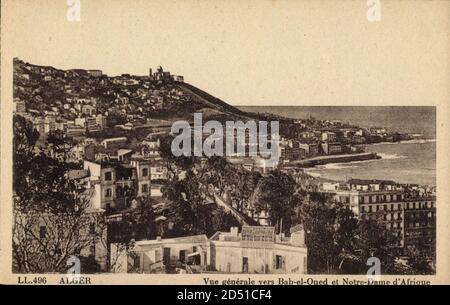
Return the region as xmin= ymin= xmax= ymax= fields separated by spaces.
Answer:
xmin=1 ymin=0 xmax=449 ymax=287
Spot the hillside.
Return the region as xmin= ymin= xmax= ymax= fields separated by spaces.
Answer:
xmin=12 ymin=58 xmax=259 ymax=124
xmin=175 ymin=82 xmax=245 ymax=116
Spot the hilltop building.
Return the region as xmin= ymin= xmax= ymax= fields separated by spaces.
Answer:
xmin=149 ymin=66 xmax=183 ymax=83
xmin=87 ymin=70 xmax=103 ymax=77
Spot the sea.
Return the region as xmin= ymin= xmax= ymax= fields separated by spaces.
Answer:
xmin=238 ymin=106 xmax=436 ymax=186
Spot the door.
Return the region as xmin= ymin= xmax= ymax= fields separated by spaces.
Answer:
xmin=179 ymin=250 xmax=187 ymax=263
xmin=242 ymin=257 xmax=249 ymax=273
xmin=163 ymin=247 xmax=171 ymax=265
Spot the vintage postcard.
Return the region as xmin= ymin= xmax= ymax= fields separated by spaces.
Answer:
xmin=1 ymin=0 xmax=449 ymax=286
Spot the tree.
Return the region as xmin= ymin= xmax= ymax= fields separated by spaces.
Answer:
xmin=406 ymin=246 xmax=434 ymax=275
xmin=162 ymin=169 xmax=239 ymax=237
xmin=126 ymin=196 xmax=158 ymax=241
xmin=159 ymin=134 xmax=196 ymax=171
xmin=251 ymin=170 xmax=302 ymax=234
xmin=12 ymin=191 xmax=107 ymax=273
xmin=14 ymin=115 xmax=80 ymax=212
xmin=13 ymin=114 xmax=39 ymax=155
xmin=206 ymin=156 xmax=228 ymax=194
xmin=13 ymin=114 xmax=107 ymax=273
xmin=299 ymin=199 xmax=358 ymax=274
xmin=13 ymin=115 xmax=39 ymax=197
xmin=355 ymin=219 xmax=399 ymax=274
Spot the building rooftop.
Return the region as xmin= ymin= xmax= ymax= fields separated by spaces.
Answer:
xmin=101 ymin=137 xmax=128 ymax=142
xmin=67 ymin=169 xmax=90 ymax=180
xmin=348 ymin=179 xmax=396 ymax=185
xmin=136 ymin=234 xmax=209 ymax=247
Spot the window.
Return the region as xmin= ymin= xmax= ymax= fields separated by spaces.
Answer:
xmin=275 ymin=255 xmax=285 ymax=270
xmin=105 ymin=188 xmax=112 ymax=198
xmin=104 ymin=171 xmax=112 ymax=181
xmin=142 ymin=168 xmax=149 ymax=177
xmin=89 ymin=223 xmax=96 ymax=234
xmin=142 ymin=184 xmax=148 ymax=193
xmin=134 ymin=255 xmax=140 ymax=269
xmin=90 ymin=245 xmax=96 ymax=257
xmin=179 ymin=250 xmax=187 ymax=263
xmin=39 ymin=226 xmax=46 ymax=239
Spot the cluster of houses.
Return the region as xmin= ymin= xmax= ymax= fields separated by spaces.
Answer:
xmin=13 ymin=58 xmax=192 ymax=141
xmin=318 ymin=179 xmax=436 ymax=255
xmin=278 ymin=121 xmax=412 ymax=162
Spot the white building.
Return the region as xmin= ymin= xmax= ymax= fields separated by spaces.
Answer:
xmin=209 ymin=226 xmax=307 ymax=274
xmin=111 ymin=235 xmax=209 ymax=273
xmin=111 ymin=226 xmax=308 ymax=274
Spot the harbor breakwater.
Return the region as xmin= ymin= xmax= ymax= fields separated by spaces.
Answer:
xmin=290 ymin=152 xmax=380 ymax=168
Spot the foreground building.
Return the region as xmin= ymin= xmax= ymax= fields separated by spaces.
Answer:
xmin=111 ymin=225 xmax=308 ymax=274
xmin=209 ymin=226 xmax=307 ymax=274
xmin=111 ymin=235 xmax=209 ymax=273
xmin=320 ymin=179 xmax=436 ymax=254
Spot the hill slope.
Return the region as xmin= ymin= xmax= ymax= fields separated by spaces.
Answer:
xmin=175 ymin=82 xmax=245 ymax=116
xmin=13 ymin=58 xmax=261 ymax=123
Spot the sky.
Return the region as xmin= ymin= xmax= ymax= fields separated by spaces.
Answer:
xmin=2 ymin=0 xmax=449 ymax=106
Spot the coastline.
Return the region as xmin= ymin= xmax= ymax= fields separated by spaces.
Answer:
xmin=301 ymin=140 xmax=436 ymax=186
xmin=287 ymin=152 xmax=380 ymax=168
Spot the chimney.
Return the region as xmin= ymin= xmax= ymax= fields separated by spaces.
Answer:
xmin=230 ymin=227 xmax=239 ymax=237
xmin=290 ymin=230 xmax=305 ymax=247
